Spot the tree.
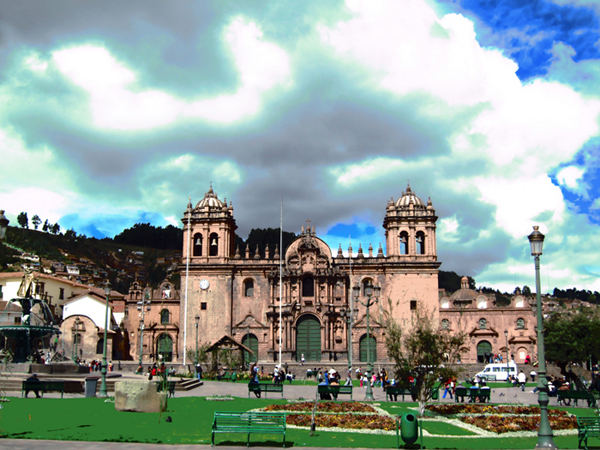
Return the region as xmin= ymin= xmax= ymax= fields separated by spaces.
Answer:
xmin=51 ymin=223 xmax=61 ymax=235
xmin=42 ymin=219 xmax=50 ymax=232
xmin=31 ymin=215 xmax=41 ymax=230
xmin=186 ymin=342 xmax=211 ymax=367
xmin=17 ymin=212 xmax=28 ymax=228
xmin=544 ymin=311 xmax=600 ymax=388
xmin=522 ymin=286 xmax=531 ymax=296
xmin=383 ymin=304 xmax=465 ymax=416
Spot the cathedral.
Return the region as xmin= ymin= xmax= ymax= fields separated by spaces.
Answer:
xmin=176 ymin=184 xmax=441 ymax=364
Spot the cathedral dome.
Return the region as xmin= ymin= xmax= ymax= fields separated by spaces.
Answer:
xmin=196 ymin=187 xmax=225 ymax=209
xmin=395 ymin=185 xmax=425 ymax=208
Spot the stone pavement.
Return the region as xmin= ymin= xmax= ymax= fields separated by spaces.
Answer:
xmin=1 ymin=377 xmax=554 ymax=450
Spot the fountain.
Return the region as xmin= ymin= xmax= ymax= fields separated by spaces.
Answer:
xmin=0 ymin=269 xmax=61 ymax=363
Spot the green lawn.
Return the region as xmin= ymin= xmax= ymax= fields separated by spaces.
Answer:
xmin=0 ymin=396 xmax=589 ymax=449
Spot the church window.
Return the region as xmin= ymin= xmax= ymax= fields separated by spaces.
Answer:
xmin=201 ymin=302 xmax=207 ymax=310
xmin=410 ymin=300 xmax=417 ymax=310
xmin=161 ymin=309 xmax=170 ymax=324
xmin=441 ymin=319 xmax=450 ymax=330
xmin=362 ymin=278 xmax=374 ymax=296
xmin=59 ymin=288 xmax=64 ymax=300
xmin=302 ymin=276 xmax=314 ymax=297
xmin=244 ymin=279 xmax=254 ymax=297
xmin=399 ymin=231 xmax=408 ymax=255
xmin=416 ymin=231 xmax=425 ymax=255
xmin=209 ymin=233 xmax=219 ymax=256
xmin=516 ymin=318 xmax=525 ymax=329
xmin=193 ymin=233 xmax=203 ymax=256
xmin=479 ymin=318 xmax=487 ymax=330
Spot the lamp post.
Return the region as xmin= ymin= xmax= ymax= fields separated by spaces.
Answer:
xmin=99 ymin=281 xmax=111 ymax=398
xmin=340 ymin=304 xmax=358 ymax=374
xmin=194 ymin=314 xmax=200 ymax=364
xmin=355 ymin=283 xmax=380 ymax=401
xmin=72 ymin=317 xmax=81 ymax=363
xmin=136 ymin=291 xmax=151 ymax=367
xmin=528 ymin=226 xmax=556 ymax=449
xmin=504 ymin=330 xmax=509 ymax=375
xmin=0 ymin=210 xmax=9 ymax=240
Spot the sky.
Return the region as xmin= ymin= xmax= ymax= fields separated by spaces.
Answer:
xmin=1 ymin=0 xmax=600 ymax=293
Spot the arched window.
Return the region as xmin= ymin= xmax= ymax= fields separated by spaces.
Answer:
xmin=441 ymin=319 xmax=450 ymax=330
xmin=479 ymin=318 xmax=487 ymax=330
xmin=362 ymin=278 xmax=373 ymax=296
xmin=96 ymin=338 xmax=103 ymax=354
xmin=516 ymin=318 xmax=525 ymax=329
xmin=302 ymin=276 xmax=314 ymax=297
xmin=161 ymin=309 xmax=170 ymax=324
xmin=416 ymin=231 xmax=425 ymax=255
xmin=193 ymin=233 xmax=203 ymax=256
xmin=244 ymin=279 xmax=254 ymax=297
xmin=209 ymin=233 xmax=219 ymax=256
xmin=399 ymin=231 xmax=408 ymax=255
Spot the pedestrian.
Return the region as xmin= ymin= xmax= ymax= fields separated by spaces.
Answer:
xmin=518 ymin=369 xmax=527 ymax=391
xmin=301 ymin=354 xmax=305 ymax=366
xmin=195 ymin=362 xmax=203 ymax=380
xmin=442 ymin=377 xmax=453 ymax=399
xmin=530 ymin=370 xmax=537 ymax=382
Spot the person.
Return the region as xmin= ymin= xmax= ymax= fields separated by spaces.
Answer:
xmin=301 ymin=354 xmax=305 ymax=366
xmin=169 ymin=366 xmax=176 ymax=377
xmin=525 ymin=354 xmax=531 ymax=365
xmin=518 ymin=369 xmax=527 ymax=391
xmin=530 ymin=370 xmax=537 ymax=382
xmin=442 ymin=377 xmax=454 ymax=399
xmin=273 ymin=364 xmax=280 ymax=383
xmin=135 ymin=364 xmax=143 ymax=375
xmin=248 ymin=362 xmax=261 ymax=398
xmin=344 ymin=369 xmax=352 ymax=386
xmin=217 ymin=367 xmax=226 ymax=381
xmin=25 ymin=374 xmax=41 ymax=398
xmin=319 ymin=371 xmax=331 ymax=400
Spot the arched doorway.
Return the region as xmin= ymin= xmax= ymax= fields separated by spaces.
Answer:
xmin=476 ymin=340 xmax=492 ymax=363
xmin=241 ymin=333 xmax=258 ymax=364
xmin=296 ymin=315 xmax=321 ymax=362
xmin=156 ymin=333 xmax=173 ymax=362
xmin=359 ymin=334 xmax=377 ymax=363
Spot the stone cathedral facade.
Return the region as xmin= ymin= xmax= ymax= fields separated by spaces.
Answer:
xmin=178 ymin=184 xmax=441 ymax=364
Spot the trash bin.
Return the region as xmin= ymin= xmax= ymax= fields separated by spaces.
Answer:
xmin=85 ymin=377 xmax=99 ymax=398
xmin=431 ymin=387 xmax=439 ymax=400
xmin=400 ymin=413 xmax=419 ymax=445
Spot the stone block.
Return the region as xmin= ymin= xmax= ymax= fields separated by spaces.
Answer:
xmin=114 ymin=381 xmax=167 ymax=413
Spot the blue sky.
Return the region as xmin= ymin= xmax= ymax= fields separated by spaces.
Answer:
xmin=1 ymin=0 xmax=600 ymax=292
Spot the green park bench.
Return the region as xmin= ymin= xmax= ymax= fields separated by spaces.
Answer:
xmin=22 ymin=379 xmax=65 ymax=398
xmin=455 ymin=387 xmax=491 ymax=403
xmin=577 ymin=416 xmax=600 ymax=450
xmin=211 ymin=411 xmax=287 ymax=447
xmin=557 ymin=389 xmax=597 ymax=407
xmin=317 ymin=384 xmax=353 ymax=400
xmin=386 ymin=386 xmax=416 ymax=402
xmin=248 ymin=383 xmax=284 ymax=398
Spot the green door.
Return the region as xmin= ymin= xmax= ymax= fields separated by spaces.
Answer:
xmin=359 ymin=334 xmax=377 ymax=362
xmin=157 ymin=334 xmax=173 ymax=362
xmin=242 ymin=334 xmax=258 ymax=364
xmin=296 ymin=315 xmax=321 ymax=362
xmin=477 ymin=340 xmax=492 ymax=363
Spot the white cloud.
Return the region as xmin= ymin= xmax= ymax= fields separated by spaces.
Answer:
xmin=51 ymin=18 xmax=291 ymax=130
xmin=556 ymin=165 xmax=584 ymax=189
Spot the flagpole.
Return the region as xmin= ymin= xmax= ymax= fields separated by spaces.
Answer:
xmin=183 ymin=198 xmax=191 ymax=365
xmin=348 ymin=235 xmax=353 ymax=372
xmin=279 ymin=197 xmax=283 ymax=366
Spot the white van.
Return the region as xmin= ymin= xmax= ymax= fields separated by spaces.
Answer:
xmin=475 ymin=362 xmax=517 ymax=381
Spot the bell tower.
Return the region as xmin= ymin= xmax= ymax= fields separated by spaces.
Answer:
xmin=383 ymin=184 xmax=437 ymax=260
xmin=181 ymin=186 xmax=237 ymax=263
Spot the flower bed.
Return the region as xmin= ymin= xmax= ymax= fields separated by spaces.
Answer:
xmin=425 ymin=403 xmax=577 ymax=434
xmin=286 ymin=413 xmax=396 ymax=431
xmin=264 ymin=401 xmax=377 ymax=414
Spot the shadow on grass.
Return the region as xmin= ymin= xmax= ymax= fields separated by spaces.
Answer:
xmin=215 ymin=439 xmax=293 ymax=447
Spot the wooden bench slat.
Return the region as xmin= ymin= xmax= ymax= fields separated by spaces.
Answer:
xmin=22 ymin=380 xmax=65 ymax=399
xmin=212 ymin=411 xmax=286 ymax=447
xmin=248 ymin=383 xmax=284 ymax=398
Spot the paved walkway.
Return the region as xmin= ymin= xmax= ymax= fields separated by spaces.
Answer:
xmin=1 ymin=377 xmax=556 ymax=450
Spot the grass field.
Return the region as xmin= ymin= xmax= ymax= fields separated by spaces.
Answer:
xmin=0 ymin=396 xmax=591 ymax=448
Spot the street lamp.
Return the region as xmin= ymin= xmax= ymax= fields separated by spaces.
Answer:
xmin=99 ymin=281 xmax=111 ymax=398
xmin=340 ymin=305 xmax=358 ymax=373
xmin=504 ymin=330 xmax=509 ymax=375
xmin=0 ymin=210 xmax=9 ymax=240
xmin=355 ymin=283 xmax=380 ymax=401
xmin=194 ymin=314 xmax=200 ymax=364
xmin=72 ymin=317 xmax=81 ymax=363
xmin=136 ymin=292 xmax=151 ymax=367
xmin=528 ymin=226 xmax=556 ymax=449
